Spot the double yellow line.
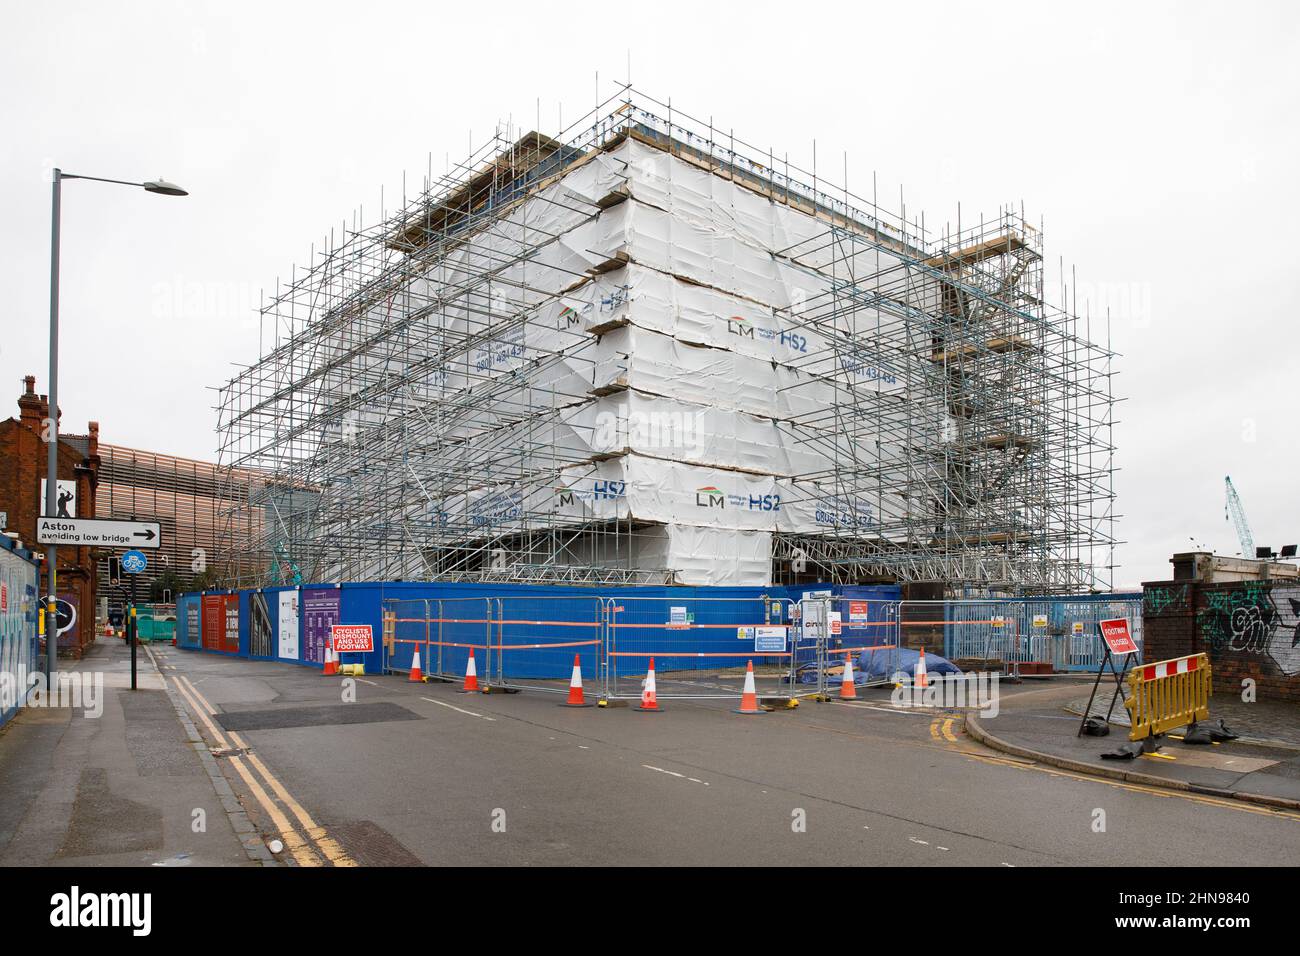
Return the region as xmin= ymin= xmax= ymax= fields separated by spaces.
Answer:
xmin=937 ymin=710 xmax=1300 ymax=822
xmin=929 ymin=717 xmax=960 ymax=744
xmin=167 ymin=669 xmax=356 ymax=867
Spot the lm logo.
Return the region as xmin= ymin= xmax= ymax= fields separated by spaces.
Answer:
xmin=696 ymin=487 xmax=725 ymax=508
xmin=727 ymin=317 xmax=754 ymax=339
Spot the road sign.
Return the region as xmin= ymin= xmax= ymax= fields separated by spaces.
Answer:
xmin=122 ymin=550 xmax=147 ymax=574
xmin=1097 ymin=618 xmax=1138 ymax=656
xmin=331 ymin=624 xmax=374 ymax=653
xmin=40 ymin=479 xmax=77 ymax=517
xmin=35 ymin=517 xmax=162 ymax=550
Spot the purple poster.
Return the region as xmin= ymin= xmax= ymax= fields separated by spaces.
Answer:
xmin=302 ymin=589 xmax=340 ymax=664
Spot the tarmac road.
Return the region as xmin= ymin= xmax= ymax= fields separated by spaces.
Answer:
xmin=147 ymin=645 xmax=1300 ymax=867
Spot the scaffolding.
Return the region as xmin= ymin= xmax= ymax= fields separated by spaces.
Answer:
xmin=215 ymin=89 xmax=1116 ymax=594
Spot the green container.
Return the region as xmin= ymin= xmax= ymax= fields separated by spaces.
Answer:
xmin=135 ymin=608 xmax=177 ymax=643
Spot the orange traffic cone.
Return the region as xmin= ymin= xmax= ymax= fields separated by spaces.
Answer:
xmin=458 ymin=651 xmax=480 ymax=693
xmin=323 ymin=638 xmax=338 ymax=676
xmin=561 ymin=653 xmax=592 ymax=707
xmin=839 ymin=652 xmax=857 ymax=700
xmin=409 ymin=645 xmax=424 ymax=682
xmin=734 ymin=660 xmax=762 ymax=715
xmin=636 ymin=658 xmax=662 ymax=712
xmin=915 ymin=646 xmax=929 ymax=689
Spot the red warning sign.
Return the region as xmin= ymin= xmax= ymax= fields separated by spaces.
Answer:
xmin=330 ymin=624 xmax=374 ymax=653
xmin=1097 ymin=618 xmax=1138 ymax=656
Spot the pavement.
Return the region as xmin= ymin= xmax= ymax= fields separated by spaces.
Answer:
xmin=966 ymin=680 xmax=1300 ymax=810
xmin=0 ymin=637 xmax=270 ymax=866
xmin=2 ymin=642 xmax=1298 ymax=866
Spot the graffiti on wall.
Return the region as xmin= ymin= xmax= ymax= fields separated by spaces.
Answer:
xmin=1198 ymin=584 xmax=1300 ymax=677
xmin=1143 ymin=583 xmax=1191 ymax=615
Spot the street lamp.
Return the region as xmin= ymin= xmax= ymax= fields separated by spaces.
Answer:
xmin=44 ymin=167 xmax=186 ymax=679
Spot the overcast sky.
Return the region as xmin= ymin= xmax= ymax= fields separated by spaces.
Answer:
xmin=3 ymin=1 xmax=1297 ymax=588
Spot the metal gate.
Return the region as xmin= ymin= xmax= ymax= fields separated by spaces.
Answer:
xmin=914 ymin=596 xmax=1143 ymax=672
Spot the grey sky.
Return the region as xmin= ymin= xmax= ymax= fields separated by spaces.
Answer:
xmin=3 ymin=0 xmax=1297 ymax=588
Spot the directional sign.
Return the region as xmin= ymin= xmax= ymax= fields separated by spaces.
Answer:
xmin=122 ymin=550 xmax=148 ymax=574
xmin=36 ymin=517 xmax=162 ymax=550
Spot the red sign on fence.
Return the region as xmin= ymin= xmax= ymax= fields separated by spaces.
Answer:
xmin=330 ymin=624 xmax=374 ymax=653
xmin=1097 ymin=618 xmax=1138 ymax=656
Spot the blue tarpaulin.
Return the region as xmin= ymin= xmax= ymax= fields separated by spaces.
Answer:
xmin=799 ymin=646 xmax=962 ymax=684
xmin=858 ymin=646 xmax=961 ymax=681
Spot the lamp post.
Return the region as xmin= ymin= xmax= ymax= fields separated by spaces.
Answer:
xmin=44 ymin=169 xmax=187 ymax=678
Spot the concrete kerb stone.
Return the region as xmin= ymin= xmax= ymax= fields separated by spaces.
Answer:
xmin=144 ymin=647 xmax=279 ymax=866
xmin=963 ymin=710 xmax=1300 ymax=813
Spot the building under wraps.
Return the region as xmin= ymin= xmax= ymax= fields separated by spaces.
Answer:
xmin=215 ymin=91 xmax=1116 ymax=593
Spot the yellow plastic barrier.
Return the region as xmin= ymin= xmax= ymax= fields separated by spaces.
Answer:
xmin=1123 ymin=653 xmax=1211 ymax=742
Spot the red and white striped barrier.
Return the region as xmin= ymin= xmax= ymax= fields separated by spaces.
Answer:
xmin=1139 ymin=655 xmax=1199 ymax=682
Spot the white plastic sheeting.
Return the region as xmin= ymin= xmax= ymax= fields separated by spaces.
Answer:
xmin=394 ymin=137 xmax=952 ymax=585
xmin=433 ymin=453 xmax=903 ymax=539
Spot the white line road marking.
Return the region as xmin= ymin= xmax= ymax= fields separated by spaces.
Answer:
xmin=839 ymin=703 xmax=934 ymax=717
xmin=420 ymin=697 xmax=496 ymax=720
xmin=642 ymin=765 xmax=709 ymax=785
xmin=354 ymin=678 xmax=378 ymax=686
xmin=909 ymin=837 xmax=930 ymax=846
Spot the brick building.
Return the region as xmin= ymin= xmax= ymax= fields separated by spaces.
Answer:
xmin=0 ymin=375 xmax=100 ymax=657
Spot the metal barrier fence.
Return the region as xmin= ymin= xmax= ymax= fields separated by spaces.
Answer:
xmin=605 ymin=596 xmax=796 ymax=702
xmin=486 ymin=595 xmax=604 ymax=695
xmin=385 ymin=598 xmax=494 ymax=684
xmin=835 ymin=597 xmax=902 ymax=689
xmin=382 ymin=592 xmax=1145 ymax=698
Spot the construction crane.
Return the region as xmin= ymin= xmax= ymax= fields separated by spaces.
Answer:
xmin=1224 ymin=476 xmax=1255 ymax=558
